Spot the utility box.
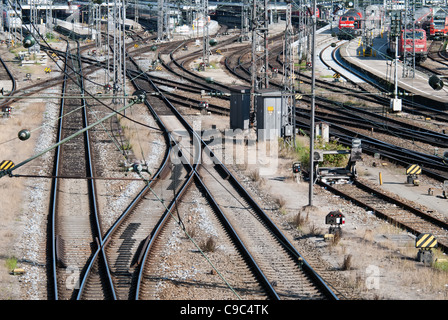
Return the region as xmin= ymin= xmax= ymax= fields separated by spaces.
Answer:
xmin=256 ymin=89 xmax=284 ymax=141
xmin=390 ymin=98 xmax=402 ymax=112
xmin=230 ymin=86 xmax=251 ymax=130
xmin=316 ymin=122 xmax=329 ymax=142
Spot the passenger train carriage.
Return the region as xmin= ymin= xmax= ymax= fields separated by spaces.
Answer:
xmin=388 ymin=28 xmax=428 ymax=63
xmin=3 ymin=9 xmax=22 ymax=30
xmin=427 ymin=9 xmax=448 ymax=39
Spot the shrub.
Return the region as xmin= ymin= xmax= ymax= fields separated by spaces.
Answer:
xmin=291 ymin=212 xmax=306 ymax=229
xmin=200 ymin=236 xmax=217 ymax=253
xmin=342 ymin=254 xmax=353 ymax=270
xmin=291 ymin=136 xmax=350 ymax=169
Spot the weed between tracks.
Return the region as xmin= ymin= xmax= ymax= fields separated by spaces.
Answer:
xmin=200 ymin=236 xmax=217 ymax=253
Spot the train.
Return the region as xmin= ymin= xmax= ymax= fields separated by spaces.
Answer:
xmin=386 ymin=6 xmax=431 ymax=63
xmin=388 ymin=28 xmax=428 ymax=63
xmin=292 ymin=6 xmax=320 ymax=19
xmin=426 ymin=9 xmax=448 ymax=39
xmin=337 ymin=8 xmax=363 ymax=39
xmin=337 ymin=6 xmax=384 ymax=40
xmin=3 ymin=9 xmax=22 ymax=30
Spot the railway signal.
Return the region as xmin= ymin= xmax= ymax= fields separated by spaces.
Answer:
xmin=292 ymin=161 xmax=301 ymax=183
xmin=415 ymin=233 xmax=437 ymax=265
xmin=428 ymin=74 xmax=445 ymax=91
xmin=325 ymin=210 xmax=345 ymax=237
xmin=2 ymin=106 xmax=12 ymax=118
xmin=292 ymin=162 xmax=301 ymax=174
xmin=406 ymin=164 xmax=421 ymax=185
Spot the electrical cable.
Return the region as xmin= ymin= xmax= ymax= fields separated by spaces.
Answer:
xmin=5 ymin=0 xmax=163 ymax=135
xmin=135 ymin=167 xmax=242 ymax=300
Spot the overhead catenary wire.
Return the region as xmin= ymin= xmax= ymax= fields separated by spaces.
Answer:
xmin=4 ymin=0 xmax=163 ymax=135
xmin=135 ymin=166 xmax=243 ymax=300
xmin=0 ymin=95 xmax=141 ymax=177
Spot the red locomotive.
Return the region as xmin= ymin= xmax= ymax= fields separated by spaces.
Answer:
xmin=337 ymin=8 xmax=363 ymax=40
xmin=389 ymin=28 xmax=428 ymax=63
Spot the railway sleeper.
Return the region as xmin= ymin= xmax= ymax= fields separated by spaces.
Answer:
xmin=55 ymin=235 xmax=67 ymax=268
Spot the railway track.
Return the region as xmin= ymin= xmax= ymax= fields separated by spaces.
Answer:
xmin=0 ymin=53 xmax=16 ymax=96
xmin=421 ymin=40 xmax=448 ymax=76
xmin=135 ymin=178 xmax=270 ymax=300
xmin=320 ymin=178 xmax=448 ymax=254
xmin=0 ymin=19 xmax=345 ymax=301
xmin=127 ymin=51 xmax=339 ymax=299
xmin=74 ymin=38 xmax=175 ymax=300
xmin=215 ymin=30 xmax=448 ymax=258
xmin=128 ymin=56 xmax=280 ymax=300
xmin=48 ymin=41 xmax=115 ymax=300
xmin=326 ymin=40 xmax=448 ymax=123
xmin=156 ymin=29 xmax=448 ymax=186
xmin=7 ymin=19 xmax=448 ymax=301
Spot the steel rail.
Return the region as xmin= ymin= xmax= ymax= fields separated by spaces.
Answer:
xmin=75 ymin=105 xmax=171 ymax=300
xmin=0 ymin=51 xmax=16 ymax=106
xmin=128 ymin=55 xmax=282 ymax=300
xmin=305 ymin=100 xmax=448 ymax=146
xmin=216 ymin=33 xmax=448 ymax=179
xmin=48 ymin=40 xmax=70 ymax=301
xmin=294 ymin=114 xmax=448 ymax=172
xmin=318 ymin=179 xmax=448 ymax=254
xmin=329 ymin=42 xmax=448 ymax=120
xmin=296 ymin=106 xmax=448 ymax=148
xmin=73 ymin=40 xmax=117 ymax=300
xmin=131 ymin=51 xmax=338 ymax=300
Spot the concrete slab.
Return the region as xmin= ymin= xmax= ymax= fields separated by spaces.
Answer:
xmin=358 ymin=161 xmax=448 ymax=219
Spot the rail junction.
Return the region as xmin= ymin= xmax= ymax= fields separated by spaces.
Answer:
xmin=1 ymin=0 xmax=448 ymax=305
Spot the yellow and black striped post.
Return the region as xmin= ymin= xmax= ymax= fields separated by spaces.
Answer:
xmin=416 ymin=233 xmax=437 ymax=265
xmin=406 ymin=164 xmax=422 ymax=175
xmin=415 ymin=233 xmax=437 ymax=249
xmin=0 ymin=160 xmax=14 ymax=171
xmin=406 ymin=164 xmax=421 ymax=185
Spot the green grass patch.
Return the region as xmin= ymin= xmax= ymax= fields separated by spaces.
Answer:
xmin=434 ymin=259 xmax=448 ymax=272
xmin=5 ymin=257 xmax=17 ymax=272
xmin=280 ymin=136 xmax=349 ymax=169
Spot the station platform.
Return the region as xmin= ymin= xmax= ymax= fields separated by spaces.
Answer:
xmin=339 ymin=33 xmax=448 ymax=110
xmin=54 ymin=19 xmax=98 ymax=40
xmin=315 ymin=23 xmax=366 ymax=83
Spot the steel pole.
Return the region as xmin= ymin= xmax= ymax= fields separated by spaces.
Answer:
xmin=308 ymin=0 xmax=316 ymax=207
